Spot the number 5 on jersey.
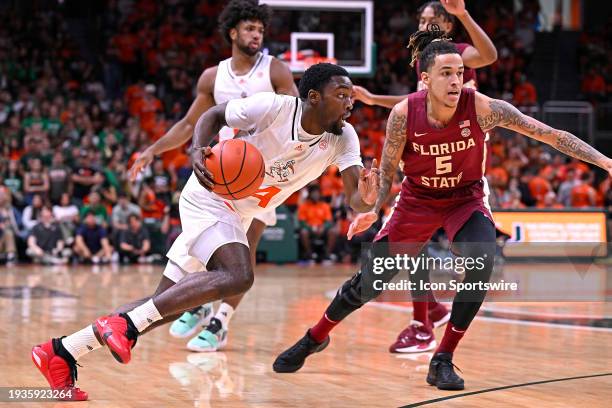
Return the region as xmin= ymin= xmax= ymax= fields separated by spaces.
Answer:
xmin=436 ymin=155 xmax=452 ymax=175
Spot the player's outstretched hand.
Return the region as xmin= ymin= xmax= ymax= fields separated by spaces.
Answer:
xmin=352 ymin=85 xmax=374 ymax=105
xmin=129 ymin=148 xmax=154 ymax=181
xmin=359 ymin=158 xmax=380 ymax=206
xmin=347 ymin=211 xmax=378 ymax=240
xmin=441 ymin=0 xmax=467 ymax=16
xmin=191 ymin=146 xmax=215 ymax=190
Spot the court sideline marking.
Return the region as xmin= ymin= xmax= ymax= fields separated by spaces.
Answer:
xmin=399 ymin=372 xmax=612 ymax=407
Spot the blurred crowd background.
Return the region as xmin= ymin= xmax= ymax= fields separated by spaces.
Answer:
xmin=0 ymin=0 xmax=609 ymax=266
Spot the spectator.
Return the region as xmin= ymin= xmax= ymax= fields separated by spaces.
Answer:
xmin=48 ymin=151 xmax=73 ymax=205
xmin=53 ymin=192 xmax=80 ymax=245
xmin=3 ymin=160 xmax=24 ymax=207
xmin=0 ymin=189 xmax=19 ymax=265
xmin=23 ymin=157 xmax=49 ymax=204
xmin=118 ymin=214 xmax=151 ymax=264
xmin=319 ymin=166 xmax=344 ymax=205
xmin=131 ymin=84 xmax=163 ymax=135
xmin=297 ymin=186 xmax=338 ymax=264
xmin=71 ymin=150 xmax=104 ymax=204
xmin=22 ymin=193 xmax=45 ymax=232
xmin=570 ymin=172 xmax=597 ymax=208
xmin=147 ymin=158 xmax=174 ymax=204
xmin=501 ymin=190 xmax=526 ymax=209
xmin=160 ymin=191 xmax=182 ymax=252
xmin=513 ymin=74 xmax=537 ymax=106
xmin=111 ymin=192 xmax=142 ymax=242
xmin=73 ymin=211 xmax=113 ymax=264
xmin=138 ymin=181 xmax=166 ymax=223
xmin=26 ymin=207 xmax=69 ymax=265
xmin=557 ymin=168 xmax=579 ymax=206
xmin=581 ymin=67 xmax=607 ymax=103
xmin=528 ymin=174 xmax=552 ymax=204
xmin=80 ymin=190 xmax=109 ymax=227
xmin=536 ymin=191 xmax=564 ymax=209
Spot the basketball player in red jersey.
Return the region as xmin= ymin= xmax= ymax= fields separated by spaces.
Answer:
xmin=273 ymin=28 xmax=612 ymax=390
xmin=354 ymin=0 xmax=497 ymax=108
xmin=129 ymin=0 xmax=298 ymax=352
xmin=355 ymin=0 xmax=499 ymax=353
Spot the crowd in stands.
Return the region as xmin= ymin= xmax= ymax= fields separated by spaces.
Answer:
xmin=577 ymin=15 xmax=610 ymax=105
xmin=0 ymin=1 xmax=609 ymax=266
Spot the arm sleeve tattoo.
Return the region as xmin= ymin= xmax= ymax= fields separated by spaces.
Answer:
xmin=374 ymin=107 xmax=407 ymax=213
xmin=477 ymin=99 xmax=608 ymax=167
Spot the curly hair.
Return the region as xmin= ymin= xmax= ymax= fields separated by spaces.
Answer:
xmin=417 ymin=1 xmax=456 ymax=29
xmin=407 ymin=24 xmax=458 ymax=73
xmin=298 ymin=63 xmax=349 ymax=100
xmin=218 ymin=0 xmax=272 ymax=45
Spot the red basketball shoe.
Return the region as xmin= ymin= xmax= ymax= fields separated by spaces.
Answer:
xmin=94 ymin=313 xmax=138 ymax=364
xmin=389 ymin=321 xmax=436 ymax=353
xmin=428 ymin=303 xmax=451 ymax=328
xmin=31 ymin=338 xmax=88 ymax=401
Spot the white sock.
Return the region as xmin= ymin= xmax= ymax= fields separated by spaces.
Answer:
xmin=127 ymin=299 xmax=163 ymax=333
xmin=61 ymin=325 xmax=102 ymax=361
xmin=214 ymin=303 xmax=235 ymax=330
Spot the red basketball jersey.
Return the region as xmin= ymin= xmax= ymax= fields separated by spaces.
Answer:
xmin=401 ymin=88 xmax=487 ymax=196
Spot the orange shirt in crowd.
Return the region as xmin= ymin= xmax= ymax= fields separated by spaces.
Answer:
xmin=528 ymin=176 xmax=551 ymax=202
xmin=489 ymin=166 xmax=509 ymax=187
xmin=570 ymin=184 xmax=596 ymax=207
xmin=125 ymin=84 xmax=145 ymax=108
xmin=571 ymin=162 xmax=590 ymax=176
xmin=581 ymin=73 xmax=606 ymax=94
xmin=149 ymin=118 xmax=169 ymax=141
xmin=298 ymin=201 xmax=332 ymax=228
xmin=141 ymin=191 xmax=166 ymax=220
xmin=112 ymin=33 xmax=139 ymax=63
xmin=513 ymin=81 xmax=537 ymax=105
xmin=132 ymin=97 xmax=163 ymax=133
xmin=319 ymin=167 xmax=343 ymax=199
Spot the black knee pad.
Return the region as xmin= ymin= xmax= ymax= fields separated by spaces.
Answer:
xmin=337 ymin=271 xmax=365 ymax=308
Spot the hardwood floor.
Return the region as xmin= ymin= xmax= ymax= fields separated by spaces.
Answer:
xmin=0 ymin=263 xmax=610 ymax=407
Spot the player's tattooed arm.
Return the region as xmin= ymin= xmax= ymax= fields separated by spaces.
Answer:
xmin=475 ymin=93 xmax=612 ymax=173
xmin=374 ymin=100 xmax=408 ymax=213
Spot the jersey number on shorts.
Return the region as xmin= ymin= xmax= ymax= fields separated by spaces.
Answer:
xmin=251 ymin=186 xmax=281 ymax=208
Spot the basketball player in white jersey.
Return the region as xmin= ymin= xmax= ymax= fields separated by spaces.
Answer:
xmin=129 ymin=0 xmax=298 ymax=352
xmin=32 ymin=63 xmax=379 ymax=401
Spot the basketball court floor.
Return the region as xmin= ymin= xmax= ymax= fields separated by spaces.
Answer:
xmin=1 ymin=263 xmax=610 ymax=407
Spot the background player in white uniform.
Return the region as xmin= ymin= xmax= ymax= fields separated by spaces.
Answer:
xmin=128 ymin=0 xmax=298 ymax=352
xmin=32 ymin=63 xmax=380 ymax=400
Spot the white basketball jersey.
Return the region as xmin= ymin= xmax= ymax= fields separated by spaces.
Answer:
xmin=182 ymin=92 xmax=362 ymax=220
xmin=213 ymin=53 xmax=274 ymax=140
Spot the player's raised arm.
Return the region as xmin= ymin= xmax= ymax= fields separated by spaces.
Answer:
xmin=475 ymin=92 xmax=612 ymax=175
xmin=442 ymin=0 xmax=497 ymax=68
xmin=352 ymin=85 xmax=407 ymax=109
xmin=129 ymin=67 xmax=217 ymax=180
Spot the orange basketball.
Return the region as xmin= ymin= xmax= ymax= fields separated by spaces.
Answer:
xmin=205 ymin=139 xmax=265 ymax=200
